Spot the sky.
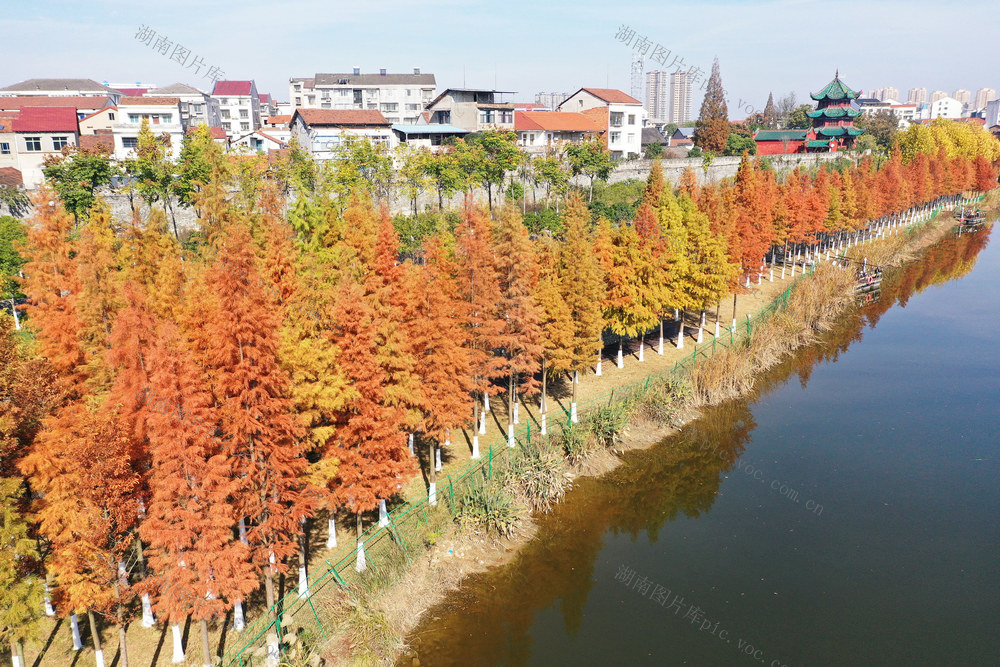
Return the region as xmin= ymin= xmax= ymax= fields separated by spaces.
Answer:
xmin=4 ymin=0 xmax=996 ymax=114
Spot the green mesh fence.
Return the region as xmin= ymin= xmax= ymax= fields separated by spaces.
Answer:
xmin=221 ymin=194 xmax=982 ymax=665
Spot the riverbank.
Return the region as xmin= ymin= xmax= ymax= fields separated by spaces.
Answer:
xmin=336 ymin=193 xmax=999 ymax=666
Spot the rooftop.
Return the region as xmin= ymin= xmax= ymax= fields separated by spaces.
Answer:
xmin=0 ymin=78 xmax=121 ymax=95
xmin=0 ymin=96 xmax=113 ymax=110
xmin=314 ymin=72 xmax=436 ymax=87
xmin=810 ymin=73 xmax=860 ymax=102
xmin=515 ymin=110 xmax=603 ymax=132
xmin=119 ymin=97 xmax=181 ymax=106
xmin=391 ymin=124 xmax=470 ymax=135
xmin=755 ymin=129 xmax=809 ymax=141
xmin=293 ymin=108 xmax=390 ymax=127
xmin=212 ymin=80 xmax=255 ymax=96
xmin=10 ymin=106 xmax=79 ymax=133
xmin=577 ymin=88 xmax=642 ymax=105
xmin=152 ymin=83 xmax=207 ymax=96
xmin=0 ymin=167 xmax=23 ymax=187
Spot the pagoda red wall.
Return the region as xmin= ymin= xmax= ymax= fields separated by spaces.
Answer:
xmin=755 ymin=140 xmax=805 ymax=155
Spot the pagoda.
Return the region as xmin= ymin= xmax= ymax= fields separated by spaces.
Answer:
xmin=806 ymin=71 xmax=864 ymax=151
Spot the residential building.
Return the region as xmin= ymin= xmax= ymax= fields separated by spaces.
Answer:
xmin=78 ymin=106 xmax=118 ymax=135
xmin=149 ymin=83 xmax=221 ymax=128
xmin=888 ymin=103 xmax=918 ymax=127
xmin=930 ymin=96 xmax=962 ymax=119
xmin=854 ymin=98 xmax=890 ymax=115
xmin=514 ymin=111 xmax=603 ymax=153
xmin=952 ymin=89 xmax=971 ymax=107
xmin=289 ymin=68 xmax=436 ymax=125
xmin=211 ymin=80 xmax=261 ymax=138
xmin=882 ymin=86 xmax=899 ymax=102
xmin=974 ymin=87 xmax=997 ymax=110
xmin=930 ymin=90 xmax=948 ymax=104
xmin=983 ymin=100 xmax=1000 ymax=132
xmin=558 ymin=88 xmax=643 ymax=158
xmin=644 ymin=71 xmax=669 ymax=123
xmin=232 ymin=129 xmax=286 ymax=153
xmin=0 ymin=78 xmax=122 ymax=102
xmin=641 ymin=126 xmax=667 ymax=153
xmin=907 ymin=87 xmax=927 ymax=106
xmin=2 ymin=107 xmax=79 ymax=187
xmin=0 ymin=96 xmax=114 ymax=120
xmin=425 ymin=88 xmax=516 ymax=132
xmin=668 ymin=71 xmax=694 ymax=124
xmin=669 ymin=127 xmax=695 ymax=147
xmin=391 ymin=124 xmax=470 ymax=150
xmin=112 ymin=97 xmax=184 ymax=161
xmin=289 ymin=108 xmax=393 ymax=159
xmin=534 ymin=92 xmax=569 ymax=111
xmin=258 ymin=93 xmax=277 ymax=118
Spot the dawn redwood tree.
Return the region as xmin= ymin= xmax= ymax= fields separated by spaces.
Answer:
xmin=557 ymin=194 xmax=604 ymax=422
xmin=733 ymin=152 xmax=775 ymax=280
xmin=140 ymin=321 xmax=257 ymax=667
xmin=203 ymin=222 xmax=310 ymax=612
xmin=454 ymin=199 xmax=506 ymax=457
xmin=534 ymin=238 xmax=574 ymax=435
xmin=677 ymin=196 xmax=736 ymax=340
xmin=493 ymin=206 xmax=544 ymax=445
xmin=695 ymin=58 xmax=730 ymax=154
xmin=601 ymin=220 xmax=658 ymax=366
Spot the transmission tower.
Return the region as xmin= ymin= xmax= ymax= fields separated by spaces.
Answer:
xmin=630 ymin=52 xmax=644 ymax=101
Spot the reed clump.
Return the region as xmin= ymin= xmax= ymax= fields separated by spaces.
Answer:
xmin=499 ymin=435 xmax=570 ymax=512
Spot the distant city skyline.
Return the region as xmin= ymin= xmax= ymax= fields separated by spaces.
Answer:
xmin=4 ymin=0 xmax=997 ymax=120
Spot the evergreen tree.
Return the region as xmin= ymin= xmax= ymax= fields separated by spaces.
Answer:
xmin=695 ymin=58 xmax=730 ymax=153
xmin=762 ymin=92 xmax=778 ymax=129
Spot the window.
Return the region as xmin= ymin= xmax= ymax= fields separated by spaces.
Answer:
xmin=122 ymin=137 xmax=138 ymax=149
xmin=222 ymin=122 xmax=231 ymax=131
xmin=240 ymin=122 xmax=250 ymax=131
xmin=295 ymin=96 xmax=301 ymax=105
xmin=610 ymin=112 xmax=624 ymax=127
xmin=221 ymin=98 xmax=229 ymax=105
xmin=405 ymin=103 xmax=420 ymax=111
xmin=381 ymin=103 xmax=398 ymax=112
xmin=407 ymin=89 xmax=413 ymax=97
xmin=479 ymin=110 xmax=494 ymax=124
xmin=438 ymin=111 xmax=451 ymax=124
xmin=52 ymin=136 xmax=69 ymax=150
xmin=108 ymin=112 xmax=115 ymax=120
xmin=129 ymin=114 xmax=140 ymax=123
xmin=499 ymin=110 xmax=513 ymax=124
xmin=307 ymin=96 xmax=315 ymax=104
xmin=24 ymin=137 xmax=41 ymax=152
xmin=627 ymin=133 xmax=636 ymax=144
xmin=239 ymin=109 xmax=249 ymax=119
xmin=610 ymin=131 xmax=621 ymax=143
xmin=221 ymin=109 xmax=230 ymax=119
xmin=0 ymin=142 xmax=9 ymax=154
xmin=161 ymin=114 xmax=172 ymax=124
xmin=628 ymin=114 xmax=636 ymax=125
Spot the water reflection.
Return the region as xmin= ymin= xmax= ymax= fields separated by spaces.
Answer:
xmin=404 ymin=223 xmax=994 ymax=666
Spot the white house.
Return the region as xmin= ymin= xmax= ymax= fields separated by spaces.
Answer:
xmin=391 ymin=123 xmax=470 ymax=150
xmin=289 ymin=68 xmax=436 ymax=125
xmin=930 ymin=97 xmax=962 ymax=119
xmin=290 ymin=108 xmax=394 ymax=159
xmin=558 ymin=88 xmax=643 ymax=158
xmin=514 ymin=111 xmax=603 ymax=153
xmin=231 ymin=129 xmax=288 ymax=153
xmin=211 ymin=80 xmax=261 ymax=138
xmin=112 ymin=97 xmax=184 ymax=161
xmin=1 ymin=106 xmax=79 ymax=188
xmin=148 ymin=83 xmax=221 ymax=128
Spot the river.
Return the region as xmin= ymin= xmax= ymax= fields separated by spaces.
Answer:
xmin=404 ymin=220 xmax=1000 ymax=666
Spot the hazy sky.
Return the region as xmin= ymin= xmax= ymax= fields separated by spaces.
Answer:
xmin=4 ymin=0 xmax=996 ymax=114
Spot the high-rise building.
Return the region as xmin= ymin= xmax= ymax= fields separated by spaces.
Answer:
xmin=974 ymin=87 xmax=997 ymax=110
xmin=668 ymin=70 xmax=693 ymax=124
xmin=883 ymin=86 xmax=899 ymax=102
xmin=869 ymin=87 xmax=885 ymax=101
xmin=907 ymin=87 xmax=928 ymax=106
xmin=535 ymin=92 xmax=569 ymax=110
xmin=644 ymin=70 xmax=670 ymax=122
xmin=952 ymin=89 xmax=971 ymax=106
xmin=930 ymin=90 xmax=948 ymax=103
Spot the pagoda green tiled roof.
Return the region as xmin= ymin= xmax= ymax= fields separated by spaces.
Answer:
xmin=806 ymin=140 xmax=833 ymax=148
xmin=807 ymin=107 xmax=860 ymax=119
xmin=810 ymin=75 xmax=860 ymax=101
xmin=818 ymin=126 xmax=847 ymax=137
xmin=755 ymin=129 xmax=808 ymax=141
xmin=847 ymin=127 xmax=864 ymax=136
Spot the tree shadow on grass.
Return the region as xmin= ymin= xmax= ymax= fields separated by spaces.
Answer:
xmin=30 ymin=616 xmax=63 ymax=667
xmin=146 ymin=622 xmax=168 ymax=667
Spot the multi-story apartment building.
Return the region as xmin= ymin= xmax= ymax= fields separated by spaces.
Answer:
xmin=534 ymin=92 xmax=569 ymax=111
xmin=147 ymin=83 xmax=221 ymax=128
xmin=0 ymin=106 xmax=79 ymax=187
xmin=644 ymin=71 xmax=669 ymax=123
xmin=211 ymin=81 xmax=261 ymax=138
xmin=974 ymin=88 xmax=997 ymax=110
xmin=112 ymin=97 xmax=185 ymax=160
xmin=882 ymin=86 xmax=899 ymax=102
xmin=907 ymin=87 xmax=928 ymax=107
xmin=0 ymin=78 xmax=122 ymax=103
xmin=288 ymin=68 xmax=436 ymax=125
xmin=930 ymin=90 xmax=948 ymax=104
xmin=425 ymin=88 xmax=516 ymax=132
xmin=668 ymin=71 xmax=693 ymax=124
xmin=289 ymin=109 xmax=394 ymax=159
xmin=559 ymin=88 xmax=643 ymax=158
xmin=952 ymin=89 xmax=971 ymax=108
xmin=930 ymin=97 xmax=962 ymax=119
xmin=514 ymin=111 xmax=603 ymax=153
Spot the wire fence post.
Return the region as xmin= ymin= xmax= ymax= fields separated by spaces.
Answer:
xmin=487 ymin=444 xmax=493 ymax=479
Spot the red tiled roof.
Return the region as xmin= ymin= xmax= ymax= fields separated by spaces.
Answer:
xmin=213 ymin=80 xmax=254 ymax=96
xmin=0 ymin=167 xmax=23 ymax=187
xmin=515 ymin=111 xmax=603 ymax=132
xmin=115 ymin=88 xmax=148 ymax=97
xmin=119 ymin=97 xmax=180 ymax=106
xmin=259 ymin=93 xmax=271 ymax=103
xmin=256 ymin=130 xmax=287 ymax=146
xmin=264 ymin=115 xmax=291 ymax=125
xmin=513 ymin=103 xmax=549 ymax=110
xmin=11 ymin=107 xmax=79 ymax=132
xmin=580 ymin=88 xmax=641 ymax=105
xmin=0 ymin=96 xmax=112 ymax=111
xmin=294 ymin=108 xmax=390 ymax=127
xmin=79 ymin=134 xmax=114 ymax=152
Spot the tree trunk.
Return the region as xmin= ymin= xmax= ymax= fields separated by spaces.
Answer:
xmin=87 ymin=610 xmax=105 ymax=667
xmin=200 ymin=619 xmax=212 ymax=667
xmin=113 ymin=582 xmax=129 ymax=667
xmin=589 ymin=177 xmax=595 ymax=203
xmin=12 ymin=640 xmax=25 ymax=667
xmin=264 ymin=561 xmax=276 ymax=613
xmin=9 ymin=297 xmax=19 ymax=330
xmin=472 ymin=396 xmax=481 ymax=458
xmin=540 ymin=360 xmax=548 ymax=435
xmin=428 ymin=436 xmax=437 ymax=504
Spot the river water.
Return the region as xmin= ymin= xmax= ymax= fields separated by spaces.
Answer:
xmin=405 ymin=221 xmax=1000 ymax=666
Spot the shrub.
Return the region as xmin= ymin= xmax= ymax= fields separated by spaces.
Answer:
xmin=634 ymin=375 xmax=690 ymax=424
xmin=500 ymin=436 xmax=569 ymax=512
xmin=587 ymin=403 xmax=631 ymax=451
xmin=456 ymin=476 xmax=522 ymax=539
xmin=557 ymin=421 xmax=596 ymax=465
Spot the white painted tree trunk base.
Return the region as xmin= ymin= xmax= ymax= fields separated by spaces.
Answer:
xmin=11 ymin=653 xmax=21 ymax=667
xmin=674 ymin=308 xmax=679 ymax=321
xmin=731 ymin=319 xmax=737 ymax=333
xmin=639 ymin=341 xmax=644 ymax=362
xmin=429 ymin=481 xmax=437 ymax=505
xmin=513 ymin=401 xmax=519 ymax=424
xmin=483 ymin=393 xmax=490 ymax=412
xmin=378 ymin=500 xmax=388 ymax=527
xmin=696 ymin=327 xmax=703 ymax=344
xmin=781 ymin=266 xmax=786 ymax=279
xmin=71 ymin=614 xmax=83 ymax=650
xmin=770 ymin=268 xmax=774 ymax=282
xmin=595 ymin=358 xmax=602 ymax=376
xmin=616 ymin=348 xmax=624 ymax=368
xmin=355 ymin=542 xmax=367 ymax=573
xmin=434 ymin=448 xmax=442 ymax=472
xmin=714 ymin=320 xmax=720 ymax=338
xmin=676 ymin=324 xmax=684 ymax=349
xmin=44 ymin=584 xmax=55 ymax=616
xmin=94 ymin=649 xmax=105 ymax=667
xmin=298 ymin=566 xmax=309 ymax=598
xmin=541 ymin=413 xmax=547 ymax=435
xmin=267 ymin=639 xmax=280 ymax=667
xmin=234 ymin=600 xmax=245 ymax=632
xmin=171 ymin=623 xmax=185 ymax=663
xmin=472 ymin=433 xmax=480 ymax=459
xmin=570 ymin=402 xmax=578 ymax=423
xmin=507 ymin=424 xmax=515 ymax=448
xmin=478 ymin=411 xmax=486 ymax=434
xmin=658 ymin=335 xmax=664 ymax=355
xmin=408 ymin=433 xmax=414 ymax=456
xmin=327 ymin=519 xmax=337 ymax=549
xmin=141 ymin=593 xmax=155 ymax=627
